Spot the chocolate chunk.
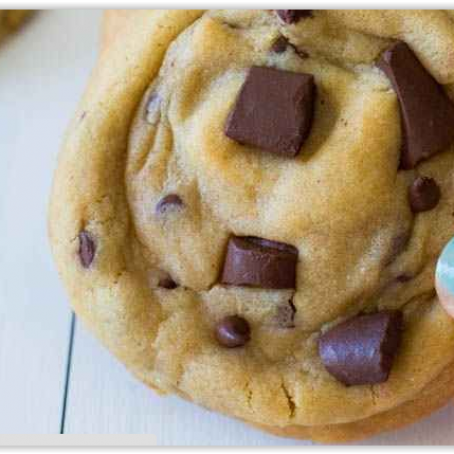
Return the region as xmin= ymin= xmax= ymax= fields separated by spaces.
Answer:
xmin=377 ymin=41 xmax=454 ymax=169
xmin=271 ymin=36 xmax=289 ymax=53
xmin=408 ymin=176 xmax=441 ymax=213
xmin=275 ymin=301 xmax=296 ymax=328
xmin=155 ymin=194 xmax=183 ymax=215
xmin=78 ymin=230 xmax=95 ymax=268
xmin=318 ymin=311 xmax=403 ymax=386
xmin=158 ymin=277 xmax=178 ymax=289
xmin=221 ymin=236 xmax=298 ymax=289
xmin=216 ymin=315 xmax=251 ymax=348
xmin=276 ymin=10 xmax=312 ymax=24
xmin=225 ymin=66 xmax=315 ymax=158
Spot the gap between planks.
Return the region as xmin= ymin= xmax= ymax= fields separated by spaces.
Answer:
xmin=60 ymin=312 xmax=76 ymax=434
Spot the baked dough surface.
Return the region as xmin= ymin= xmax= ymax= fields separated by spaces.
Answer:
xmin=49 ymin=10 xmax=454 ymax=442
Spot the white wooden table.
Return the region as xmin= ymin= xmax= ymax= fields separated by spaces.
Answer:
xmin=0 ymin=10 xmax=453 ymax=445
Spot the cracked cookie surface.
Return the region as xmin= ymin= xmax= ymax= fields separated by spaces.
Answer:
xmin=50 ymin=10 xmax=454 ymax=442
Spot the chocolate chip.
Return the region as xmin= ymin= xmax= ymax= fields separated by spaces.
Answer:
xmin=158 ymin=277 xmax=178 ymax=289
xmin=78 ymin=230 xmax=95 ymax=268
xmin=275 ymin=301 xmax=296 ymax=328
xmin=377 ymin=41 xmax=454 ymax=170
xmin=270 ymin=36 xmax=309 ymax=60
xmin=408 ymin=176 xmax=441 ymax=213
xmin=155 ymin=194 xmax=183 ymax=215
xmin=225 ymin=66 xmax=315 ymax=158
xmin=396 ymin=274 xmax=412 ymax=283
xmin=318 ymin=311 xmax=403 ymax=386
xmin=221 ymin=236 xmax=298 ymax=289
xmin=276 ymin=10 xmax=312 ymax=24
xmin=216 ymin=315 xmax=251 ymax=348
xmin=271 ymin=36 xmax=289 ymax=53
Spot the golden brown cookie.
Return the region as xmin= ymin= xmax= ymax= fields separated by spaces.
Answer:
xmin=49 ymin=10 xmax=454 ymax=442
xmin=0 ymin=10 xmax=32 ymax=43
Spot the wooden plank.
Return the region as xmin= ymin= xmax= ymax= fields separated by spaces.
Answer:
xmin=65 ymin=321 xmax=454 ymax=444
xmin=0 ymin=9 xmax=101 ymax=434
xmin=365 ymin=404 xmax=454 ymax=445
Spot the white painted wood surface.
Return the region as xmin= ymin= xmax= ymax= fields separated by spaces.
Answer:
xmin=0 ymin=9 xmax=100 ymax=434
xmin=0 ymin=9 xmax=453 ymax=445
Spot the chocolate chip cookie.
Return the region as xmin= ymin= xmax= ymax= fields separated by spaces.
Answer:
xmin=0 ymin=10 xmax=32 ymax=43
xmin=49 ymin=10 xmax=454 ymax=442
